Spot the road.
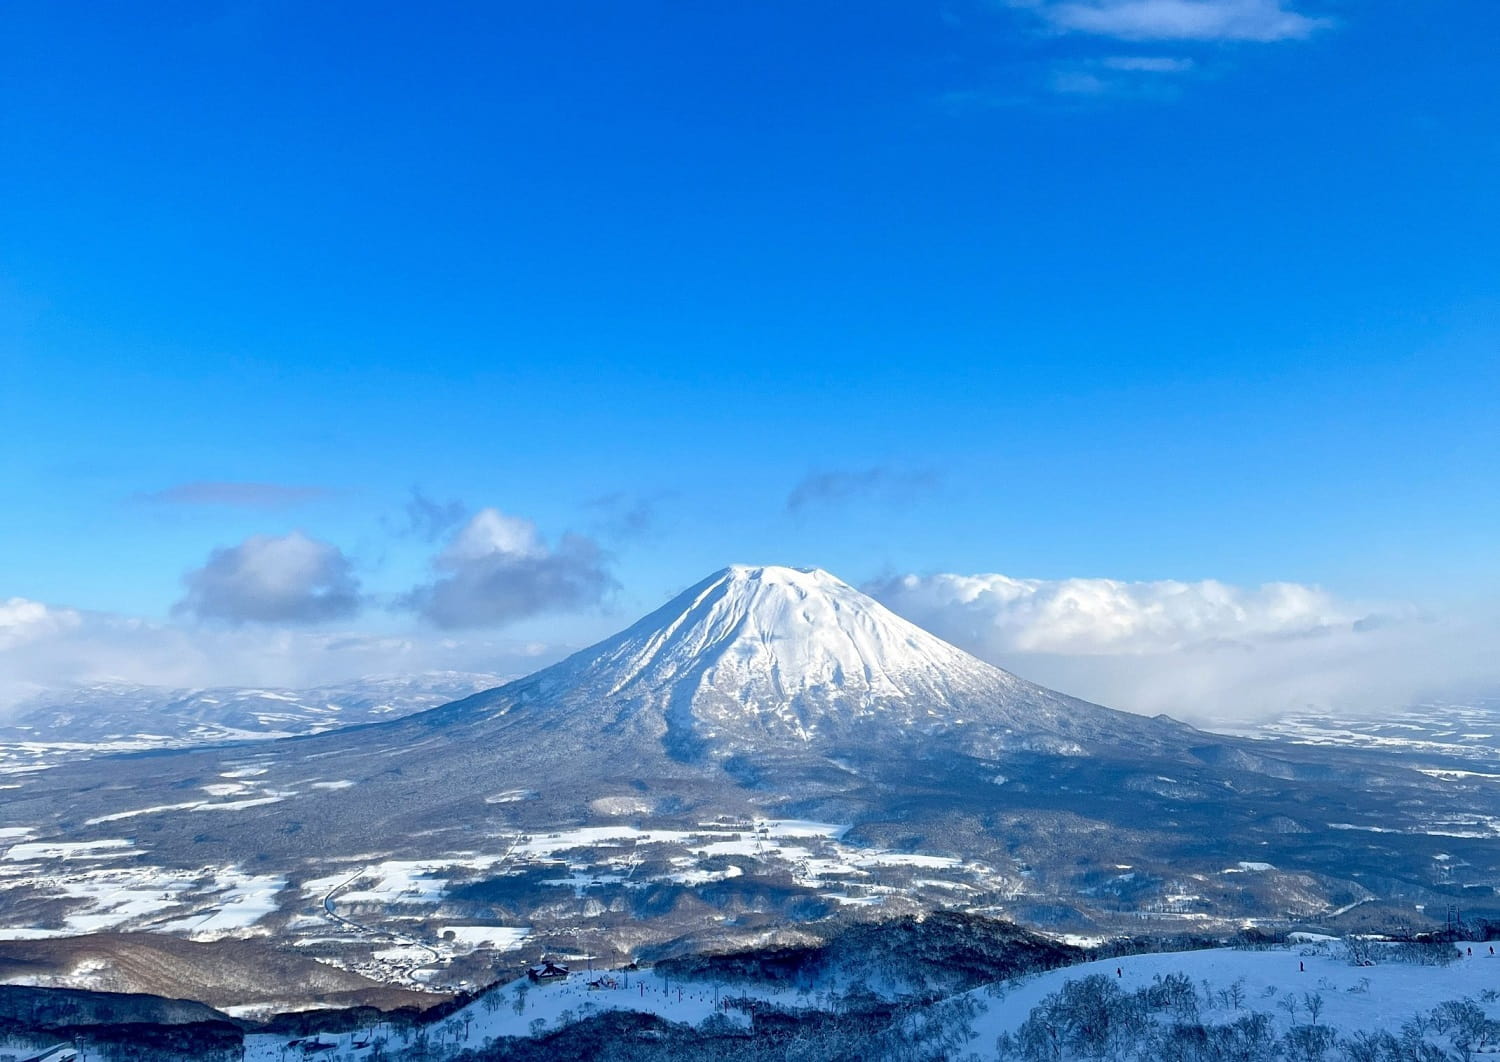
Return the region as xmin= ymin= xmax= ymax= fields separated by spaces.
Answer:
xmin=319 ymin=870 xmax=443 ymax=985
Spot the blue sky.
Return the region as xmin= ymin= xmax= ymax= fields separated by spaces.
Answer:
xmin=1 ymin=1 xmax=1496 ymax=714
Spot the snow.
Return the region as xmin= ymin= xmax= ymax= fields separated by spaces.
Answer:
xmin=4 ymin=840 xmax=134 ymax=861
xmin=440 ymin=925 xmax=531 ymax=949
xmin=6 ymin=927 xmax=1500 ymax=1061
xmin=155 ymin=870 xmax=287 ymax=937
xmin=487 ymin=788 xmax=537 ymax=804
xmin=84 ymin=802 xmax=205 ymax=824
xmin=507 ymin=564 xmax=1056 ymax=744
xmin=230 ymin=940 xmax=1500 ymax=1061
xmin=969 ymin=939 xmax=1500 ymax=1047
xmin=193 ymin=795 xmax=286 ymax=811
xmin=219 ymin=766 xmax=269 ymax=778
xmin=0 ymin=861 xmax=284 ymax=939
xmin=0 ymin=927 xmax=72 ymax=940
xmin=310 ymin=856 xmax=510 ymax=907
xmin=200 ymin=783 xmax=248 ymax=796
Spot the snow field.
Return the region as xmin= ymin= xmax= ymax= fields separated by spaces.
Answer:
xmin=969 ymin=939 xmax=1500 ymax=1048
xmin=199 ymin=939 xmax=1497 ymax=1061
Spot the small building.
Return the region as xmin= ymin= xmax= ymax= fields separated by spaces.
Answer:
xmin=528 ymin=961 xmax=570 ymax=983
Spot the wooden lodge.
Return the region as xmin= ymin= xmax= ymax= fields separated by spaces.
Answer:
xmin=527 ymin=961 xmax=570 ymax=984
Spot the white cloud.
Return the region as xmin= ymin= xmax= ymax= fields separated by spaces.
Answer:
xmin=1050 ymin=69 xmax=1116 ymax=95
xmin=0 ymin=597 xmax=82 ymax=651
xmin=1048 ymin=56 xmax=1196 ymax=96
xmin=1101 ymin=55 xmax=1197 ymax=72
xmin=403 ymin=508 xmax=615 ymax=629
xmin=175 ymin=531 xmax=362 ymax=625
xmin=872 ymin=571 xmax=1353 ymax=653
xmin=1025 ymin=0 xmax=1328 ymax=42
xmin=868 ymin=572 xmax=1500 ymax=723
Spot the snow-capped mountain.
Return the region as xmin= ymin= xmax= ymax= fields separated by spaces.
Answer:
xmin=438 ymin=565 xmax=1178 ymax=757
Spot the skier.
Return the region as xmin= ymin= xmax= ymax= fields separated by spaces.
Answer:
xmin=1116 ymin=968 xmax=1122 ymax=978
xmin=1299 ymin=961 xmax=1305 ymax=972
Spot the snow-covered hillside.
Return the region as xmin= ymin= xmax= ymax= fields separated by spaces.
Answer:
xmin=8 ymin=935 xmax=1495 ymax=1061
xmin=249 ymin=937 xmax=1500 ymax=1059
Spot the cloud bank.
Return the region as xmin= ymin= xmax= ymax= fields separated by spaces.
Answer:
xmin=0 ymin=597 xmax=557 ymax=714
xmin=868 ymin=572 xmax=1500 ymax=723
xmin=175 ymin=531 xmax=362 ymax=625
xmin=404 ymin=508 xmax=615 ymax=629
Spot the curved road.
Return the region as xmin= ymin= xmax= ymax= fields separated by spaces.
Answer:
xmin=320 ymin=871 xmax=443 ymax=985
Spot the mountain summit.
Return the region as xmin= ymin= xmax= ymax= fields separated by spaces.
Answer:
xmin=549 ymin=564 xmax=1027 ymax=719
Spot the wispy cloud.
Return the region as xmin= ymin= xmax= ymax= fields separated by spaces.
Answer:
xmin=1016 ymin=0 xmax=1329 ymax=42
xmin=584 ymin=491 xmax=676 ymax=543
xmin=980 ymin=0 xmax=1327 ymax=101
xmin=868 ymin=571 xmax=1500 ymax=722
xmin=1048 ymin=55 xmax=1195 ymax=96
xmin=394 ymin=487 xmax=469 ymax=543
xmin=1100 ymin=55 xmax=1197 ymax=72
xmin=175 ymin=531 xmax=362 ymax=625
xmin=137 ymin=481 xmax=334 ymax=508
xmin=786 ymin=466 xmax=939 ymax=515
xmin=403 ymin=508 xmax=615 ymax=629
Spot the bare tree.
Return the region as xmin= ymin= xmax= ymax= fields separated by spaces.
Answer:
xmin=1278 ymin=992 xmax=1300 ymax=1024
xmin=1302 ymin=991 xmax=1324 ymax=1026
xmin=1227 ymin=978 xmax=1246 ymax=1010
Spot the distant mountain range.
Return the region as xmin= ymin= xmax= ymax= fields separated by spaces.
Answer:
xmin=0 ymin=673 xmax=506 ymax=769
xmin=2 ymin=566 xmax=1497 ymax=1003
